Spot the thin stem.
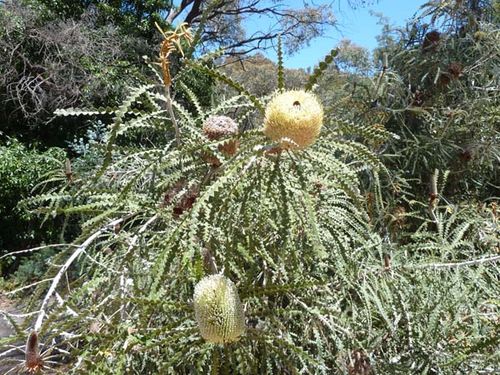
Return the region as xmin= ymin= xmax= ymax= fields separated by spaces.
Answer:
xmin=165 ymin=85 xmax=181 ymax=147
xmin=411 ymin=255 xmax=500 ymax=270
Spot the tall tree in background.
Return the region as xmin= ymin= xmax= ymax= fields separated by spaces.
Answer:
xmin=27 ymin=0 xmax=337 ymax=53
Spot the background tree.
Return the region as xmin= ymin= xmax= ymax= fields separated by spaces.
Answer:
xmin=218 ymin=53 xmax=308 ymax=97
xmin=334 ymin=39 xmax=372 ymax=75
xmin=0 ymin=0 xmax=152 ymax=146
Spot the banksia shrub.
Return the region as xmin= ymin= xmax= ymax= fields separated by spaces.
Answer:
xmin=202 ymin=115 xmax=240 ymax=165
xmin=193 ymin=274 xmax=245 ymax=344
xmin=447 ymin=62 xmax=463 ymax=79
xmin=263 ymin=90 xmax=323 ymax=149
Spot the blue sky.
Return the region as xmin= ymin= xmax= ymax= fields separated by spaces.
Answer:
xmin=245 ymin=0 xmax=428 ymax=69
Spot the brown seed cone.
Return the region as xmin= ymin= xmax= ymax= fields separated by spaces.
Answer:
xmin=392 ymin=205 xmax=407 ymax=229
xmin=438 ymin=73 xmax=451 ymax=87
xmin=202 ymin=116 xmax=239 ymax=140
xmin=162 ymin=180 xmax=186 ymax=207
xmin=459 ymin=148 xmax=473 ymax=162
xmin=422 ymin=30 xmax=441 ymax=51
xmin=202 ymin=139 xmax=240 ymax=166
xmin=347 ymin=350 xmax=372 ymax=375
xmin=219 ymin=139 xmax=239 ymax=156
xmin=448 ymin=62 xmax=463 ymax=79
xmin=202 ymin=152 xmax=222 ymax=167
xmin=172 ymin=190 xmax=198 ymax=217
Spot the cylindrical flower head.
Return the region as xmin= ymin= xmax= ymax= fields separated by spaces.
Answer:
xmin=202 ymin=116 xmax=239 ymax=140
xmin=194 ymin=274 xmax=245 ymax=344
xmin=25 ymin=331 xmax=42 ymax=372
xmin=263 ymin=90 xmax=323 ymax=149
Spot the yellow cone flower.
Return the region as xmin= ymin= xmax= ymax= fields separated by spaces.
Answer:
xmin=263 ymin=90 xmax=323 ymax=149
xmin=194 ymin=275 xmax=245 ymax=344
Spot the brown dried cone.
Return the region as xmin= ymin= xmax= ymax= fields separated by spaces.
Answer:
xmin=383 ymin=253 xmax=391 ymax=271
xmin=25 ymin=331 xmax=43 ymax=373
xmin=218 ymin=139 xmax=239 ymax=156
xmin=422 ymin=30 xmax=441 ymax=51
xmin=411 ymin=89 xmax=426 ymax=107
xmin=438 ymin=73 xmax=451 ymax=87
xmin=347 ymin=349 xmax=373 ymax=375
xmin=173 ymin=189 xmax=198 ymax=217
xmin=439 ymin=62 xmax=463 ymax=87
xmin=392 ymin=205 xmax=407 ymax=230
xmin=447 ymin=62 xmax=463 ymax=79
xmin=162 ymin=180 xmax=185 ymax=207
xmin=161 ymin=180 xmax=198 ymax=217
xmin=459 ymin=147 xmax=473 ymax=162
xmin=202 ymin=116 xmax=240 ymax=166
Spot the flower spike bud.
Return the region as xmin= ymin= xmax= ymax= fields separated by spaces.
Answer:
xmin=25 ymin=331 xmax=43 ymax=373
xmin=193 ymin=275 xmax=245 ymax=344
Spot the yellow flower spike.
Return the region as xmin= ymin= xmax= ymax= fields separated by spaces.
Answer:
xmin=194 ymin=275 xmax=245 ymax=344
xmin=263 ymin=90 xmax=324 ymax=149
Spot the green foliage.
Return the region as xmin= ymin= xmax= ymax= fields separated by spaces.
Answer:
xmin=374 ymin=0 xmax=500 ymax=204
xmin=13 ymin=248 xmax=58 ymax=284
xmin=0 ymin=0 xmax=153 ymax=147
xmin=25 ymin=0 xmax=173 ymax=37
xmin=0 ymin=139 xmax=64 ymax=273
xmin=305 ymin=48 xmax=339 ymax=91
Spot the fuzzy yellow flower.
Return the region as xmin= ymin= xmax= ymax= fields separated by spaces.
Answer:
xmin=263 ymin=90 xmax=323 ymax=149
xmin=193 ymin=275 xmax=245 ymax=344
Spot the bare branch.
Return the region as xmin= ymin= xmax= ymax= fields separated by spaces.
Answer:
xmin=34 ymin=217 xmax=126 ymax=332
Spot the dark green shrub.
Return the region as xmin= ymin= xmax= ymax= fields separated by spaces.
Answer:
xmin=0 ymin=139 xmax=64 ymax=274
xmin=0 ymin=1 xmax=152 ymax=147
